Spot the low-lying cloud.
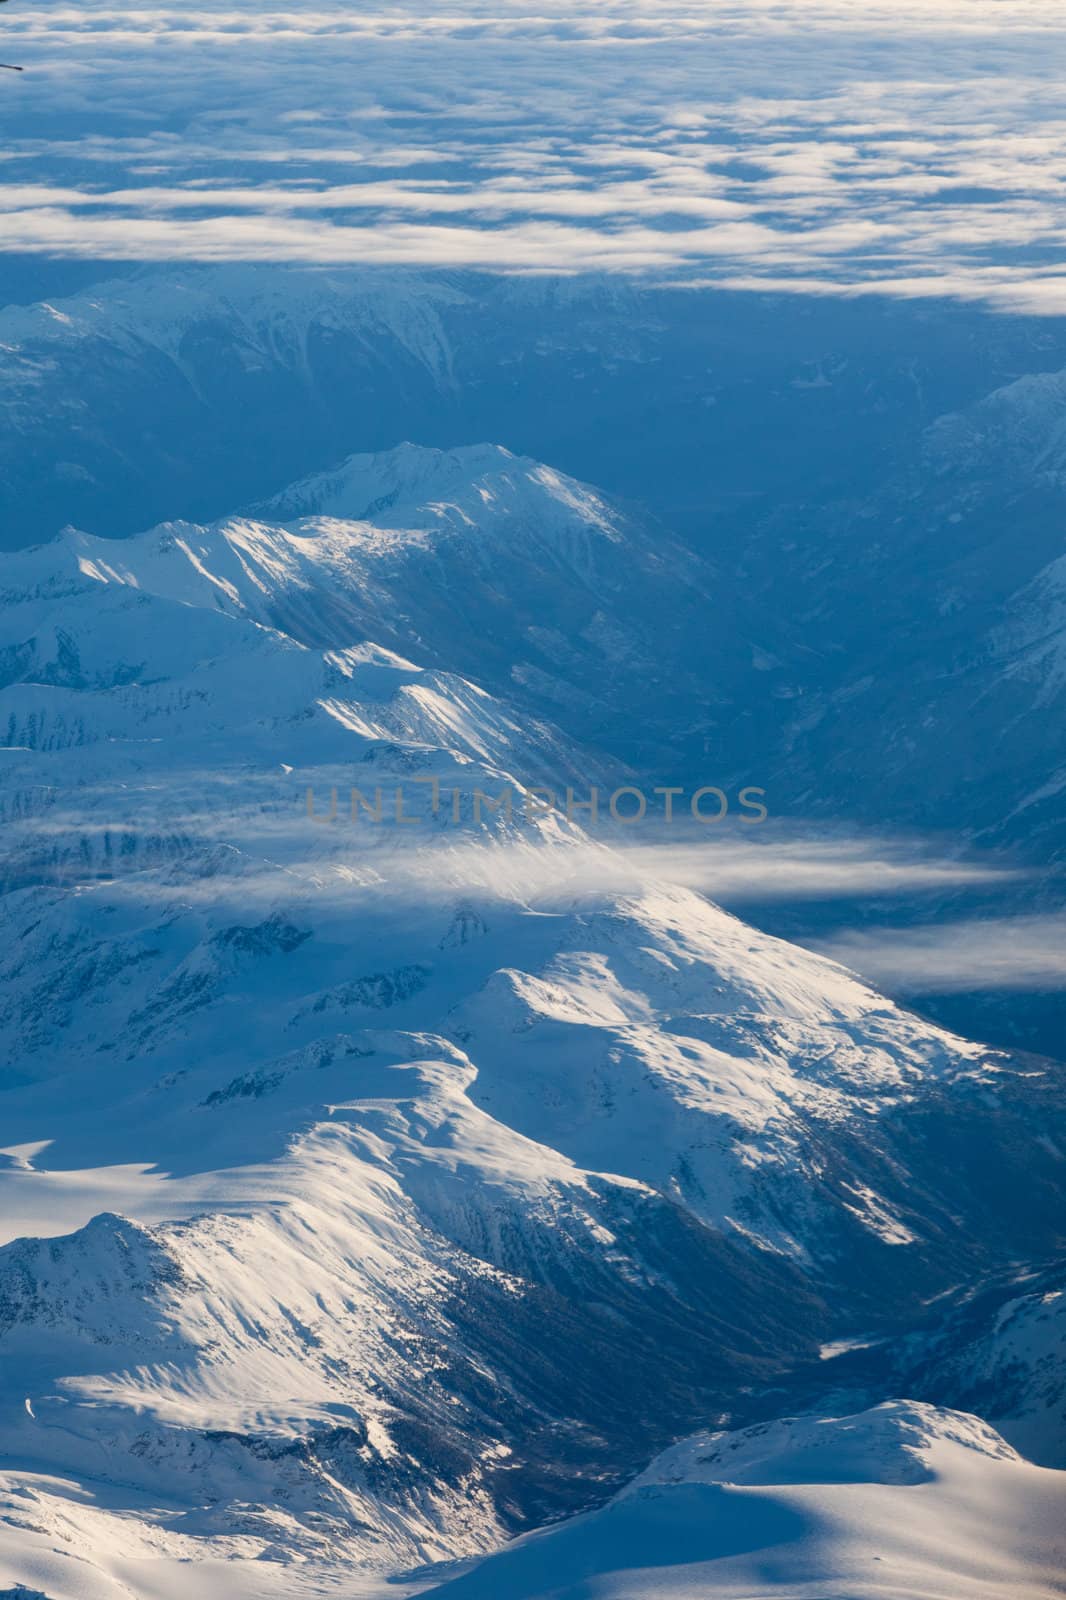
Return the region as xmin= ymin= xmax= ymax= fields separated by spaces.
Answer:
xmin=816 ymin=915 xmax=1066 ymax=993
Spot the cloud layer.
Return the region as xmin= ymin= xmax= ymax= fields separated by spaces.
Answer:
xmin=2 ymin=1 xmax=1066 ymax=303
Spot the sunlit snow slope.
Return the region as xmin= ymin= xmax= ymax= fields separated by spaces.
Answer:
xmin=426 ymin=1402 xmax=1066 ymax=1600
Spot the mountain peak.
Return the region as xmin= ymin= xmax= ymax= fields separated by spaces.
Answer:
xmin=249 ymin=439 xmax=619 ymax=535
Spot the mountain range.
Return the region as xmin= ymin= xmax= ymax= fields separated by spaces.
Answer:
xmin=0 ymin=436 xmax=1063 ymax=1598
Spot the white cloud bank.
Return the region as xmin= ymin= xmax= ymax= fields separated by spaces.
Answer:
xmin=2 ymin=1 xmax=1066 ymax=303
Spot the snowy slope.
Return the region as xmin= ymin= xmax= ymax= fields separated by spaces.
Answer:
xmin=1 ymin=441 xmax=770 ymax=775
xmin=424 ymin=1402 xmax=1066 ymax=1600
xmin=927 ymin=367 xmax=1066 ymax=490
xmin=885 ymin=1264 xmax=1066 ymax=1471
xmin=727 ymin=364 xmax=1066 ymax=868
xmin=0 ymin=268 xmax=464 ymax=384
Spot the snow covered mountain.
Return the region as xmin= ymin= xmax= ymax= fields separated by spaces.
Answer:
xmin=0 ymin=455 xmax=1064 ymax=1597
xmin=0 ymin=267 xmax=470 ymax=548
xmin=0 ymin=440 xmax=776 ymax=777
xmin=928 ymin=366 xmax=1066 ymax=493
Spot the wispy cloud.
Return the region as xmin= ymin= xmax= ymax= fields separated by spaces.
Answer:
xmin=815 ymin=915 xmax=1066 ymax=992
xmin=9 ymin=786 xmax=1019 ymax=909
xmin=2 ymin=2 xmax=1066 ymax=301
